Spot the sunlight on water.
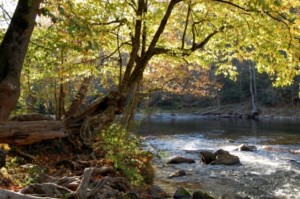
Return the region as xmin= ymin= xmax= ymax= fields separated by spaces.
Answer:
xmin=139 ymin=119 xmax=300 ymax=198
xmin=274 ymin=184 xmax=300 ymax=199
xmin=144 ymin=134 xmax=300 ymax=198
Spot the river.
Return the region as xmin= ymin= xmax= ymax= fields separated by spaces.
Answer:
xmin=137 ymin=116 xmax=300 ymax=199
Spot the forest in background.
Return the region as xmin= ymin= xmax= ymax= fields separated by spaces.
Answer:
xmin=14 ymin=58 xmax=300 ymax=117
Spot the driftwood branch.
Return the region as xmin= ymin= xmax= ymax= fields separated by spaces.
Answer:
xmin=200 ymin=107 xmax=221 ymax=115
xmin=74 ymin=167 xmax=93 ymax=199
xmin=0 ymin=120 xmax=66 ymax=145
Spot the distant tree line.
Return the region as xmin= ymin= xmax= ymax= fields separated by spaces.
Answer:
xmin=143 ymin=60 xmax=300 ymax=110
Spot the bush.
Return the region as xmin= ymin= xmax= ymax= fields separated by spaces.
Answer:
xmin=94 ymin=124 xmax=153 ymax=186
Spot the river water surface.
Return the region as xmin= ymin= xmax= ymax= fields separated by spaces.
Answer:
xmin=137 ymin=116 xmax=300 ymax=199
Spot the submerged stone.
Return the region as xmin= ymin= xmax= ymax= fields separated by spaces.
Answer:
xmin=238 ymin=144 xmax=257 ymax=152
xmin=167 ymin=157 xmax=195 ymax=164
xmin=168 ymin=170 xmax=186 ymax=178
xmin=174 ymin=187 xmax=192 ymax=199
xmin=192 ymin=191 xmax=215 ymax=199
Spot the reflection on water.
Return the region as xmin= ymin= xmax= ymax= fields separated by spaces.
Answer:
xmin=137 ymin=118 xmax=300 ymax=198
xmin=138 ymin=117 xmax=300 ymax=142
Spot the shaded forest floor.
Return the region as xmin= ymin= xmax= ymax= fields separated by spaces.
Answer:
xmin=0 ymin=139 xmax=153 ymax=197
xmin=0 ymin=141 xmax=106 ymax=191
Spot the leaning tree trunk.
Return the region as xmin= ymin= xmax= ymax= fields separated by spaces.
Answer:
xmin=0 ymin=0 xmax=42 ymax=121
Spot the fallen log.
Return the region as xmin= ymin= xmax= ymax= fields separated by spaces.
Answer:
xmin=0 ymin=120 xmax=66 ymax=145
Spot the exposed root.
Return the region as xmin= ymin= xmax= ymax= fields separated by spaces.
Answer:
xmin=0 ymin=166 xmax=133 ymax=199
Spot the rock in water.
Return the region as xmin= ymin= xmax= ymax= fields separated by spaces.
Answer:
xmin=238 ymin=144 xmax=257 ymax=152
xmin=200 ymin=149 xmax=240 ymax=165
xmin=167 ymin=157 xmax=195 ymax=164
xmin=214 ymin=149 xmax=230 ymax=156
xmin=168 ymin=170 xmax=186 ymax=178
xmin=200 ymin=151 xmax=216 ymax=164
xmin=213 ymin=149 xmax=240 ymax=165
xmin=149 ymin=185 xmax=167 ymax=199
xmin=192 ymin=191 xmax=215 ymax=199
xmin=174 ymin=187 xmax=192 ymax=199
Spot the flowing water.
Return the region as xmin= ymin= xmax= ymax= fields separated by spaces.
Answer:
xmin=137 ymin=116 xmax=300 ymax=199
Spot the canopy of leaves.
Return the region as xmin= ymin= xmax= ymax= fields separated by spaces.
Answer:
xmin=15 ymin=0 xmax=300 ymax=113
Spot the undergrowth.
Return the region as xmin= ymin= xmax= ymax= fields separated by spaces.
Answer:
xmin=94 ymin=124 xmax=153 ymax=186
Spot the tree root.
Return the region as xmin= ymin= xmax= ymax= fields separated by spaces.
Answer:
xmin=0 ymin=166 xmax=132 ymax=199
xmin=0 ymin=189 xmax=58 ymax=199
xmin=13 ymin=147 xmax=36 ymax=160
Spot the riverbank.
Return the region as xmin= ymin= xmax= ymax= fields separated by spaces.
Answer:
xmin=139 ymin=104 xmax=300 ymax=120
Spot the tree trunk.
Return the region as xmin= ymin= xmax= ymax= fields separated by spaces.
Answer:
xmin=120 ymin=84 xmax=141 ymax=129
xmin=65 ymin=91 xmax=126 ymax=148
xmin=248 ymin=61 xmax=258 ymax=119
xmin=57 ymin=82 xmax=65 ymax=120
xmin=65 ymin=76 xmax=93 ymax=118
xmin=0 ymin=0 xmax=42 ymax=121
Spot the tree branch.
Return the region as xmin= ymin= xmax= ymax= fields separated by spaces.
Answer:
xmin=153 ymin=26 xmax=225 ymax=56
xmin=146 ymin=0 xmax=183 ymax=55
xmin=181 ymin=0 xmax=191 ymax=49
xmin=264 ymin=11 xmax=292 ymax=49
xmin=192 ymin=27 xmax=224 ymax=51
xmin=122 ymin=0 xmax=145 ymax=86
xmin=213 ymin=0 xmax=293 ymax=48
xmin=90 ymin=18 xmax=127 ymax=26
xmin=0 ymin=4 xmax=12 ymax=16
xmin=212 ymin=0 xmax=250 ymax=12
xmin=123 ymin=0 xmax=183 ymax=92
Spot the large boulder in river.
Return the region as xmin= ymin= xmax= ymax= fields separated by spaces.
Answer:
xmin=174 ymin=187 xmax=192 ymax=199
xmin=167 ymin=157 xmax=195 ymax=164
xmin=200 ymin=151 xmax=216 ymax=164
xmin=200 ymin=149 xmax=240 ymax=165
xmin=212 ymin=149 xmax=240 ymax=165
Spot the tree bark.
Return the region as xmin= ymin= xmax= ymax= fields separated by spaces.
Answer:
xmin=0 ymin=120 xmax=66 ymax=145
xmin=57 ymin=82 xmax=65 ymax=120
xmin=65 ymin=91 xmax=125 ymax=147
xmin=65 ymin=76 xmax=93 ymax=118
xmin=0 ymin=0 xmax=42 ymax=121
